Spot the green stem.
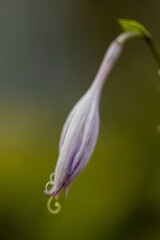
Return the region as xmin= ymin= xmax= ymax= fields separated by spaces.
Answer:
xmin=118 ymin=19 xmax=160 ymax=69
xmin=117 ymin=32 xmax=160 ymax=69
xmin=145 ymin=37 xmax=160 ymax=68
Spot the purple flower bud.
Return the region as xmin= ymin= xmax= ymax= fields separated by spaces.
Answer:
xmin=44 ymin=40 xmax=123 ymax=199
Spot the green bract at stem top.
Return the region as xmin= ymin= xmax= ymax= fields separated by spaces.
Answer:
xmin=118 ymin=19 xmax=160 ymax=69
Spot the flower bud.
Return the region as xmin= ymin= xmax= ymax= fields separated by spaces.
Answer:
xmin=44 ymin=40 xmax=123 ymax=199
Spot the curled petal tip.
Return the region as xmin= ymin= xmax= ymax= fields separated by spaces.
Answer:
xmin=47 ymin=196 xmax=61 ymax=214
xmin=44 ymin=189 xmax=54 ymax=196
xmin=49 ymin=172 xmax=55 ymax=182
xmin=44 ymin=180 xmax=54 ymax=196
xmin=44 ymin=189 xmax=49 ymax=196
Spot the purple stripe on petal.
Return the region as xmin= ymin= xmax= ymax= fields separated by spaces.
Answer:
xmin=64 ymin=112 xmax=99 ymax=198
xmin=68 ymin=142 xmax=82 ymax=174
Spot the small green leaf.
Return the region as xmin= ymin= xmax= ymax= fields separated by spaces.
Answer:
xmin=118 ymin=19 xmax=151 ymax=39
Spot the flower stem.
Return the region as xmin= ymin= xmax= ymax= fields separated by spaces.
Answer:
xmin=91 ymin=32 xmax=142 ymax=92
xmin=118 ymin=19 xmax=160 ymax=69
xmin=145 ymin=37 xmax=160 ymax=68
xmin=116 ymin=32 xmax=142 ymax=44
xmin=117 ymin=31 xmax=160 ymax=70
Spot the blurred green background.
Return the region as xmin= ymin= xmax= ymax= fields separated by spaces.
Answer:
xmin=0 ymin=0 xmax=160 ymax=239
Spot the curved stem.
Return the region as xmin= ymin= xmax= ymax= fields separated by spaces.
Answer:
xmin=116 ymin=32 xmax=142 ymax=44
xmin=91 ymin=32 xmax=142 ymax=92
xmin=145 ymin=37 xmax=160 ymax=68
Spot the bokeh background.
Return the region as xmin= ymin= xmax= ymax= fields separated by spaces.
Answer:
xmin=0 ymin=0 xmax=160 ymax=239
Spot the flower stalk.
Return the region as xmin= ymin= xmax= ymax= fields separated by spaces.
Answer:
xmin=145 ymin=37 xmax=160 ymax=69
